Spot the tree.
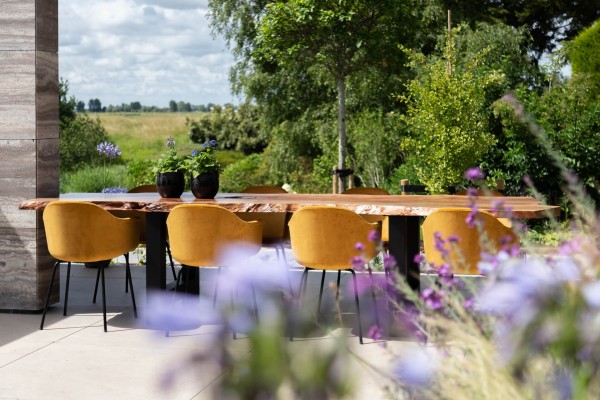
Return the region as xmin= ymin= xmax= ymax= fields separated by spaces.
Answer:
xmin=400 ymin=31 xmax=504 ymax=193
xmin=169 ymin=100 xmax=178 ymax=112
xmin=130 ymin=101 xmax=142 ymax=112
xmin=76 ymin=100 xmax=85 ymax=112
xmin=88 ymin=98 xmax=102 ymax=112
xmin=255 ymin=0 xmax=418 ymax=191
xmin=434 ymin=0 xmax=600 ymax=58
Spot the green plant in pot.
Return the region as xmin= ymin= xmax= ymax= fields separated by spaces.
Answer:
xmin=153 ymin=136 xmax=186 ymax=198
xmin=186 ymin=140 xmax=220 ymax=199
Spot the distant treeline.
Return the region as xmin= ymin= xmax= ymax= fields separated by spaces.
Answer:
xmin=77 ymin=98 xmax=234 ymax=113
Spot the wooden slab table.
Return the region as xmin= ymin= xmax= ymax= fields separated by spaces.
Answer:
xmin=20 ymin=192 xmax=560 ymax=300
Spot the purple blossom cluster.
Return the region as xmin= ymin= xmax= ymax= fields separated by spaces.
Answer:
xmin=101 ymin=187 xmax=128 ymax=193
xmin=166 ymin=136 xmax=176 ymax=148
xmin=96 ymin=141 xmax=121 ymax=159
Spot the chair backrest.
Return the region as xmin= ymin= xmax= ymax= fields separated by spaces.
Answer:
xmin=43 ymin=201 xmax=139 ymax=263
xmin=288 ymin=206 xmax=379 ymax=270
xmin=342 ymin=187 xmax=390 ymax=196
xmin=237 ymin=185 xmax=288 ymax=241
xmin=421 ymin=207 xmax=518 ymax=274
xmin=341 ymin=187 xmax=389 ymax=225
xmin=240 ymin=185 xmax=287 ymax=194
xmin=128 ymin=184 xmax=157 ymax=193
xmin=167 ymin=204 xmax=263 ymax=267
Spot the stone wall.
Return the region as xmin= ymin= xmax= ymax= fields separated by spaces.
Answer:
xmin=0 ymin=0 xmax=59 ymax=310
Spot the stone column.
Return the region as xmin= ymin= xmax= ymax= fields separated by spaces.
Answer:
xmin=0 ymin=0 xmax=59 ymax=310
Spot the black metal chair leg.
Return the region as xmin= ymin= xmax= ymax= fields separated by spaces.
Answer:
xmin=368 ymin=267 xmax=381 ymax=329
xmin=316 ymin=270 xmax=326 ymax=322
xmin=40 ymin=260 xmax=60 ymax=330
xmin=101 ymin=260 xmax=107 ymax=332
xmin=124 ymin=254 xmax=129 ymax=293
xmin=125 ymin=254 xmax=137 ymax=318
xmin=166 ymin=241 xmax=177 ymax=281
xmin=212 ymin=266 xmax=222 ymax=308
xmin=92 ymin=263 xmax=101 ymax=303
xmin=350 ymin=270 xmax=363 ymax=344
xmin=63 ymin=262 xmax=72 ymax=316
xmin=335 ymin=270 xmax=342 ymax=303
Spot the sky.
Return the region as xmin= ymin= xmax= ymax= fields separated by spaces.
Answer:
xmin=59 ymin=0 xmax=237 ymax=108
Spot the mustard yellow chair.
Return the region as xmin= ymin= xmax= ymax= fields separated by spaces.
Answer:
xmin=167 ymin=204 xmax=262 ymax=325
xmin=41 ymin=201 xmax=140 ymax=332
xmin=421 ymin=208 xmax=519 ymax=275
xmin=236 ymin=185 xmax=289 ymax=263
xmin=342 ymin=187 xmax=390 ymax=243
xmin=288 ymin=206 xmax=380 ymax=344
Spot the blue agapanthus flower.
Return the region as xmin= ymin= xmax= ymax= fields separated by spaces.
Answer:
xmin=97 ymin=142 xmax=122 ymax=159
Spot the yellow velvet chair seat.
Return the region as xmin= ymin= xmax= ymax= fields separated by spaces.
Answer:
xmin=41 ymin=201 xmax=140 ymax=332
xmin=288 ymin=206 xmax=381 ymax=344
xmin=421 ymin=207 xmax=518 ymax=275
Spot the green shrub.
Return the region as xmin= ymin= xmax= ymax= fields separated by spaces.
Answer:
xmin=570 ymin=19 xmax=600 ymax=77
xmin=127 ymin=159 xmax=156 ymax=187
xmin=60 ymin=165 xmax=129 ymax=193
xmin=220 ymin=153 xmax=271 ymax=192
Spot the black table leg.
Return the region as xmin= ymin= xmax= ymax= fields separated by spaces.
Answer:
xmin=387 ymin=215 xmax=420 ymax=292
xmin=146 ymin=213 xmax=167 ymax=295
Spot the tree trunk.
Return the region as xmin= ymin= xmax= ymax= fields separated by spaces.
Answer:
xmin=337 ymin=77 xmax=347 ymax=193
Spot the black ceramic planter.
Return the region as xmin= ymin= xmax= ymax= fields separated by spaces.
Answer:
xmin=191 ymin=171 xmax=219 ymax=199
xmin=156 ymin=171 xmax=185 ymax=198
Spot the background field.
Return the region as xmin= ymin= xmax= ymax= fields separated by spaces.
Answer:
xmin=59 ymin=112 xmax=245 ymax=193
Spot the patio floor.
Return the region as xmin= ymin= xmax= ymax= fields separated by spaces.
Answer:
xmin=0 ymin=249 xmax=421 ymax=400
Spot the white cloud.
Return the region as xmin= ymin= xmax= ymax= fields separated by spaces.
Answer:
xmin=59 ymin=0 xmax=237 ymax=107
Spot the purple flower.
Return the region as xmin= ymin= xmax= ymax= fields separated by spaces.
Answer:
xmin=464 ymin=167 xmax=484 ymax=181
xmin=209 ymin=139 xmax=217 ymax=147
xmin=413 ymin=253 xmax=425 ymax=264
xmin=166 ymin=136 xmax=175 ymax=148
xmin=191 ymin=149 xmax=198 ymax=157
xmin=101 ymin=187 xmax=128 ymax=193
xmin=368 ymin=229 xmax=380 ymax=242
xmin=465 ymin=206 xmax=479 ymax=228
xmin=447 ymin=234 xmax=459 ymax=243
xmin=368 ymin=325 xmax=384 ymax=341
xmin=383 ymin=254 xmax=396 ymax=270
xmin=393 ymin=346 xmax=438 ymax=387
xmin=420 ymin=288 xmax=444 ymax=310
xmin=350 ymin=255 xmax=365 ymax=270
xmin=97 ymin=142 xmax=122 ymax=159
xmin=354 ymin=242 xmax=365 ymax=251
xmin=463 ymin=297 xmax=474 ymax=309
xmin=582 ymin=281 xmax=600 ymax=308
xmin=202 ymin=141 xmax=208 ymax=149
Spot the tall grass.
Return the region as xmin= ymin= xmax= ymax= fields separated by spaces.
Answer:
xmin=61 ymin=165 xmax=131 ymax=193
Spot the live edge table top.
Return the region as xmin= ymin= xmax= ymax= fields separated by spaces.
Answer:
xmin=19 ymin=192 xmax=559 ymax=219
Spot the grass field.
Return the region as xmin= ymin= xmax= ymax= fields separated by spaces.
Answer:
xmin=95 ymin=112 xmax=204 ymax=162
